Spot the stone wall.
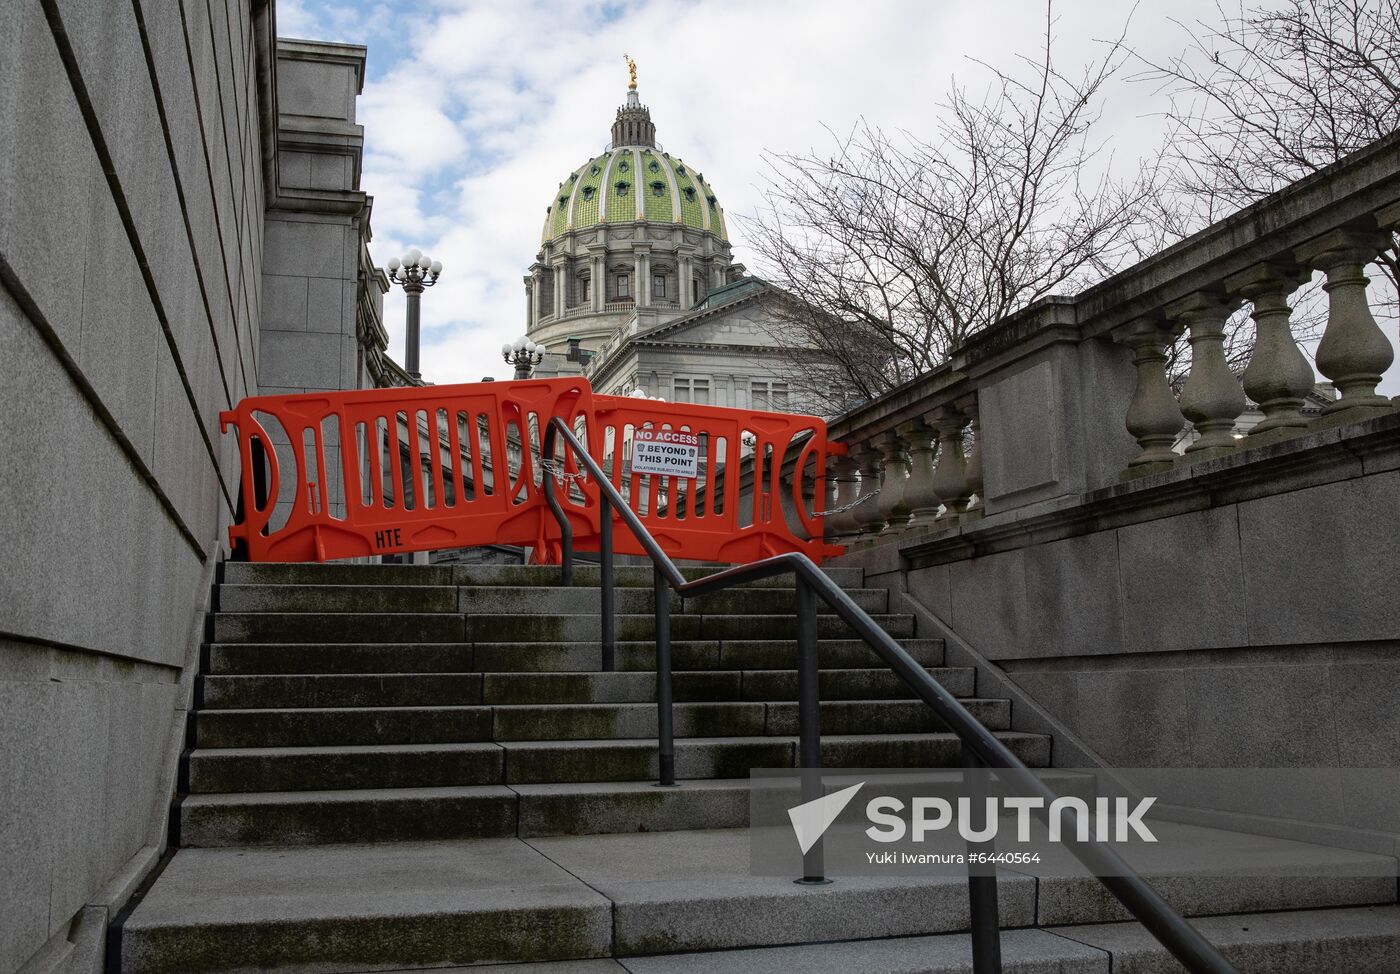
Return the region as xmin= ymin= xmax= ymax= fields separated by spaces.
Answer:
xmin=0 ymin=1 xmax=271 ymax=969
xmin=836 ymin=414 xmax=1400 ymax=845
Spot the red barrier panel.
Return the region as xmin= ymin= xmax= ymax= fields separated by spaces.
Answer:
xmin=221 ymin=378 xmax=843 ymax=564
xmin=220 ymin=378 xmax=596 ymax=563
xmin=560 ymin=394 xmax=845 ymax=564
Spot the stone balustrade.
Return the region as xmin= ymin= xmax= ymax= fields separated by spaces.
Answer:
xmin=824 ymin=131 xmax=1400 ymax=544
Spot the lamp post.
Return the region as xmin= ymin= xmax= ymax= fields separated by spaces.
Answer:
xmin=502 ymin=335 xmax=546 ymax=380
xmin=387 ymin=248 xmax=442 ymax=380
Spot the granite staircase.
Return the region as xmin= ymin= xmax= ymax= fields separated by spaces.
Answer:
xmin=115 ymin=562 xmax=1400 ymax=973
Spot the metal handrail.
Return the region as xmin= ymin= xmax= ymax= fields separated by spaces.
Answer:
xmin=540 ymin=416 xmax=1237 ymax=974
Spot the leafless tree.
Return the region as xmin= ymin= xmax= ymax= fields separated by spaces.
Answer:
xmin=1136 ymin=0 xmax=1400 ymax=379
xmin=744 ymin=4 xmax=1167 ymax=412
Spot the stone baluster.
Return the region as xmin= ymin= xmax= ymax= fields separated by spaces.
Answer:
xmin=824 ymin=454 xmax=860 ymax=542
xmin=958 ymin=395 xmax=984 ymax=518
xmin=1225 ymin=263 xmax=1314 ymax=440
xmin=875 ymin=430 xmax=911 ymax=534
xmin=1116 ymin=319 xmax=1186 ymax=474
xmin=1296 ymin=228 xmax=1395 ymax=417
xmin=897 ymin=417 xmax=941 ymax=528
xmin=850 ymin=444 xmax=887 ymax=537
xmin=930 ymin=408 xmax=972 ymax=521
xmin=1167 ymin=292 xmax=1244 ymax=457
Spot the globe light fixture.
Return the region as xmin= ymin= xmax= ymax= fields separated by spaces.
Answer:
xmin=503 ymin=334 xmax=546 ymax=380
xmin=386 ymin=248 xmax=443 ymax=380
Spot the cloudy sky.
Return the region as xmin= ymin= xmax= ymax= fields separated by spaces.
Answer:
xmin=274 ymin=0 xmax=1395 ymax=389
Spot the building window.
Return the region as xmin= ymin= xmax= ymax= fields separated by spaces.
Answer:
xmin=579 ymin=276 xmax=590 ymax=301
xmin=582 ymin=186 xmax=595 ymax=201
xmin=649 ymin=160 xmax=660 ymax=173
xmin=653 ymin=274 xmax=667 ymax=298
xmin=618 ymin=159 xmax=629 ymax=172
xmin=692 ymin=278 xmax=703 ymax=302
xmin=615 ymin=181 xmax=630 ymax=196
xmin=683 ymin=187 xmax=696 ymax=202
xmin=616 ymin=273 xmax=630 ymax=298
xmin=751 ymin=380 xmax=789 ymax=412
xmin=651 ymin=181 xmax=666 ymax=197
xmin=673 ymin=377 xmax=711 ymax=404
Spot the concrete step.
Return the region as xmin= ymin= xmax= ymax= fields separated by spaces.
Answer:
xmin=195 ymin=706 xmax=496 ymax=748
xmin=204 ymin=636 xmax=944 ymax=675
xmin=455 ymin=585 xmax=889 ymax=616
xmin=187 ymin=742 xmax=504 ymax=793
xmin=208 ymin=642 xmax=475 ymax=674
xmin=1046 ymin=905 xmax=1400 ymax=973
xmin=213 ymin=612 xmax=465 ymax=644
xmin=118 ymin=827 xmax=1398 ymax=973
xmin=178 ymin=771 xmax=1101 ymax=848
xmin=222 ymin=562 xmax=866 ymax=589
xmin=452 ymin=563 xmax=868 ymax=590
xmin=117 ymin=840 xmax=613 ymax=973
xmin=199 ymin=667 xmax=974 ymax=710
xmin=502 ymin=732 xmax=1052 ymax=784
xmin=211 ymin=611 xmax=916 ymax=645
xmin=218 ymin=584 xmax=458 ymax=613
xmin=616 ymin=928 xmax=1110 ymax=973
xmin=741 ymin=666 xmax=973 ymax=700
xmin=513 ymin=770 xmax=1099 ymax=840
xmin=201 ymin=672 xmax=487 ymax=709
xmin=179 ymin=785 xmax=519 ymax=847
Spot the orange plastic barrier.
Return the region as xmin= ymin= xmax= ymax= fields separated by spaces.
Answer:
xmin=220 ymin=378 xmax=843 ymax=565
xmin=563 ymin=394 xmax=845 ymax=564
xmin=220 ymin=378 xmax=596 ymax=563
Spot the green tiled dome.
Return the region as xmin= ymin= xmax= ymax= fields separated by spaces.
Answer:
xmin=540 ymin=146 xmax=727 ymax=245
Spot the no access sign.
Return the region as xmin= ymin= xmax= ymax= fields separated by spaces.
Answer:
xmin=631 ymin=427 xmax=700 ymax=478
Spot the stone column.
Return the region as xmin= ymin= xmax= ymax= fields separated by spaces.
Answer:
xmin=633 ymin=250 xmax=648 ymax=309
xmin=875 ymin=430 xmax=910 ymax=534
xmin=552 ymin=261 xmax=566 ymax=319
xmin=524 ymin=277 xmax=536 ymax=330
xmin=825 ymin=454 xmax=860 ymax=542
xmin=1166 ymin=292 xmax=1244 ymax=457
xmin=930 ymin=407 xmax=972 ymax=521
xmin=898 ymin=417 xmax=941 ymax=528
xmin=851 ymin=444 xmax=887 ymax=537
xmin=679 ymin=255 xmax=693 ymax=307
xmin=1297 ymin=228 xmax=1395 ymax=417
xmin=1115 ymin=319 xmax=1185 ymax=474
xmin=1225 ymin=263 xmax=1314 ymax=441
xmin=592 ymin=254 xmax=605 ymax=312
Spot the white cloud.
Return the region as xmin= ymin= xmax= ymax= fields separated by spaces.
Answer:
xmin=284 ymin=0 xmax=1396 ymax=393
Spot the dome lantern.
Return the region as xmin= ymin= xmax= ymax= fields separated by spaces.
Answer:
xmin=613 ymin=54 xmax=655 ymax=147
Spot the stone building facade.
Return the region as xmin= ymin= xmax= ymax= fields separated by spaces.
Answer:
xmin=0 ymin=4 xmax=387 ymax=968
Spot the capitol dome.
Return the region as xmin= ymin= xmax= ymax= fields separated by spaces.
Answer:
xmin=540 ymin=145 xmax=728 ymax=245
xmin=525 ymin=62 xmax=740 ymax=356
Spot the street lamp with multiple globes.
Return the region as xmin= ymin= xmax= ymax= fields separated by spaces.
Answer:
xmin=386 ymin=248 xmax=442 ymax=380
xmin=502 ymin=335 xmax=546 ymax=380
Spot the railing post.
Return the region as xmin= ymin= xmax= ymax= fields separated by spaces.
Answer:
xmin=1297 ymin=227 xmax=1396 ymax=418
xmin=897 ymin=417 xmax=941 ymax=529
xmin=1115 ymin=319 xmax=1186 ymax=475
xmin=957 ymin=394 xmax=983 ymax=521
xmin=851 ymin=444 xmax=887 ymax=537
xmin=1226 ymin=264 xmax=1314 ymax=442
xmin=794 ymin=574 xmax=830 ymax=885
xmin=963 ymin=742 xmax=1002 ymax=974
xmin=930 ymin=407 xmax=972 ymax=522
xmin=600 ymin=493 xmax=615 ymax=672
xmin=876 ymin=431 xmax=910 ymax=535
xmin=653 ymin=564 xmax=676 ymax=787
xmin=1168 ymin=292 xmax=1245 ymax=458
xmin=825 ymin=454 xmax=861 ymax=542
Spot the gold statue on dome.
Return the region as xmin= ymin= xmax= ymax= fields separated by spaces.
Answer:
xmin=623 ymin=53 xmax=637 ymax=90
